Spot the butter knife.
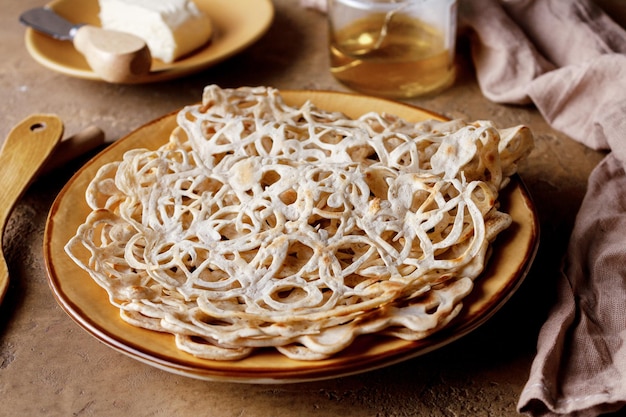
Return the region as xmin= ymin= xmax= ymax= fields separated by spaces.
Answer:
xmin=20 ymin=7 xmax=152 ymax=83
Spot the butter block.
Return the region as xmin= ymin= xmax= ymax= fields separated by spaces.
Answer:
xmin=99 ymin=0 xmax=213 ymax=63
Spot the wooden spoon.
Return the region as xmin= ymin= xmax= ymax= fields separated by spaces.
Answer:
xmin=0 ymin=115 xmax=64 ymax=304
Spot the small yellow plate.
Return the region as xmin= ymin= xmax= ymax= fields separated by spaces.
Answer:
xmin=24 ymin=0 xmax=274 ymax=83
xmin=44 ymin=91 xmax=539 ymax=383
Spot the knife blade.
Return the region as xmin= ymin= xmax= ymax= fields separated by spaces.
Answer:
xmin=19 ymin=7 xmax=81 ymax=41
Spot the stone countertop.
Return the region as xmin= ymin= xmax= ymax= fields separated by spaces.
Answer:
xmin=1 ymin=1 xmax=624 ymax=416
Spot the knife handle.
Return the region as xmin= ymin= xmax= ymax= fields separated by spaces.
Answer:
xmin=72 ymin=25 xmax=152 ymax=83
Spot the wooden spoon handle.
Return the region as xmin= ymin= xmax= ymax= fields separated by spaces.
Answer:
xmin=0 ymin=115 xmax=64 ymax=220
xmin=0 ymin=114 xmax=64 ymax=303
xmin=73 ymin=25 xmax=152 ymax=83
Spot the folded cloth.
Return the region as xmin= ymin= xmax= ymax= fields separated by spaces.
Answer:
xmin=519 ymin=153 xmax=626 ymax=417
xmin=460 ymin=0 xmax=626 ymax=151
xmin=460 ymin=0 xmax=626 ymax=416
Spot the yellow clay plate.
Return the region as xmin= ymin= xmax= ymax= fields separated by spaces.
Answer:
xmin=24 ymin=0 xmax=274 ymax=83
xmin=44 ymin=91 xmax=539 ymax=383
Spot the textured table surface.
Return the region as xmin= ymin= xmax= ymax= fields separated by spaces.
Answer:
xmin=1 ymin=1 xmax=624 ymax=416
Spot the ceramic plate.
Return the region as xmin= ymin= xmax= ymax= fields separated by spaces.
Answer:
xmin=44 ymin=91 xmax=539 ymax=383
xmin=24 ymin=0 xmax=274 ymax=83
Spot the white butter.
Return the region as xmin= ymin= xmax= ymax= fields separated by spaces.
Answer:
xmin=99 ymin=0 xmax=213 ymax=63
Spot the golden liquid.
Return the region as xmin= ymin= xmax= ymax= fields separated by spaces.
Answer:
xmin=330 ymin=13 xmax=455 ymax=98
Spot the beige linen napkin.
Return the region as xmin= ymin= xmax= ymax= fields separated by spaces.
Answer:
xmin=461 ymin=1 xmax=626 ymax=416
